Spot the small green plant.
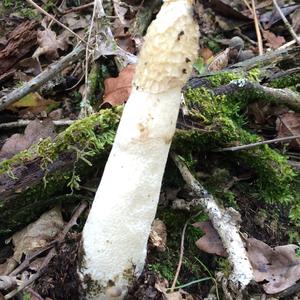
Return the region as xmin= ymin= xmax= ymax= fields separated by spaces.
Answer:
xmin=3 ymin=0 xmax=23 ymax=9
xmin=216 ymin=257 xmax=231 ymax=277
xmin=20 ymin=8 xmax=37 ymax=18
xmin=22 ymin=292 xmax=31 ymax=300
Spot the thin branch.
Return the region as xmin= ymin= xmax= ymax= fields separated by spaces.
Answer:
xmin=4 ymin=248 xmax=57 ymax=300
xmin=170 ymin=211 xmax=202 ymax=292
xmin=278 ymin=35 xmax=300 ymax=49
xmin=272 ymin=0 xmax=300 ymax=46
xmin=171 ymin=153 xmax=253 ymax=296
xmin=0 ymin=45 xmax=85 ymax=111
xmin=0 ymin=119 xmax=74 ymax=129
xmin=62 ymin=2 xmax=94 ymax=14
xmin=26 ymin=0 xmax=87 ymax=45
xmin=79 ymin=0 xmax=98 ymax=118
xmin=251 ymin=0 xmax=264 ymax=55
xmin=8 ymin=202 xmax=87 ymax=278
xmin=215 ymin=135 xmax=300 ymax=152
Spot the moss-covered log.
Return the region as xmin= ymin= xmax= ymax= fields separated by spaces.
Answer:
xmin=189 ymin=46 xmax=300 ymax=89
xmin=1 ymin=52 xmax=299 ymax=239
xmin=0 ymin=109 xmax=120 ymax=238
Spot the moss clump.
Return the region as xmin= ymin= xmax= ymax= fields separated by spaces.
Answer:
xmin=178 ymin=86 xmax=296 ymax=206
xmin=0 ymin=108 xmax=121 ymax=177
xmin=0 ymin=109 xmax=121 ymax=237
xmin=207 ymin=68 xmax=260 ymax=87
xmin=268 ymin=73 xmax=300 ymax=89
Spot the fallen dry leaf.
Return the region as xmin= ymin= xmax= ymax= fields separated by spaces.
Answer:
xmin=33 ymin=27 xmax=69 ymax=61
xmin=0 ymin=119 xmax=56 ymax=160
xmin=199 ymin=48 xmax=213 ymax=64
xmin=102 ymin=64 xmax=135 ymax=106
xmin=193 ymin=221 xmax=227 ymax=257
xmin=207 ymin=48 xmax=230 ymax=72
xmin=276 ymin=112 xmax=300 ymax=150
xmin=247 ymin=238 xmax=300 ymax=294
xmin=155 ymin=279 xmax=193 ymax=300
xmin=149 ymin=219 xmax=167 ymax=252
xmin=292 ymin=8 xmax=300 ymax=33
xmin=61 ymin=12 xmax=90 ymax=31
xmin=262 ymin=30 xmax=285 ymax=50
xmin=7 ymin=92 xmax=59 ymax=117
xmin=8 ymin=207 xmax=64 ymax=263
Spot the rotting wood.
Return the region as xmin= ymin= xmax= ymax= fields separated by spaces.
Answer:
xmin=0 ymin=21 xmax=38 ymax=76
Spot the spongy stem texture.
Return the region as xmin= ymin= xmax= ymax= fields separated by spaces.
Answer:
xmin=81 ymin=1 xmax=199 ymax=299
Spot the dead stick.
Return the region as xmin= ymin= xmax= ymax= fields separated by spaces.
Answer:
xmin=0 ymin=119 xmax=74 ymax=129
xmin=9 ymin=202 xmax=88 ymax=278
xmin=26 ymin=0 xmax=87 ymax=44
xmin=4 ymin=248 xmax=56 ymax=300
xmin=216 ymin=135 xmax=300 ymax=152
xmin=63 ymin=2 xmax=94 ymax=14
xmin=272 ymin=0 xmax=300 ymax=46
xmin=0 ymin=45 xmax=85 ymax=111
xmin=171 ymin=153 xmax=253 ymax=294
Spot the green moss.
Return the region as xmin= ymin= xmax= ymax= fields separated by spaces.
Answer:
xmin=207 ymin=68 xmax=261 ymax=87
xmin=216 ymin=258 xmax=231 ymax=277
xmin=0 ymin=109 xmax=121 ymax=177
xmin=3 ymin=0 xmax=22 ymax=8
xmin=268 ymin=73 xmax=300 ymax=89
xmin=20 ymin=8 xmax=38 ymax=18
xmin=0 ymin=109 xmax=122 ymax=237
xmin=178 ymin=86 xmax=296 ymax=206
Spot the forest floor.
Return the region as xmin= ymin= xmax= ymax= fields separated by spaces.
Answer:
xmin=1 ymin=0 xmax=300 ymax=299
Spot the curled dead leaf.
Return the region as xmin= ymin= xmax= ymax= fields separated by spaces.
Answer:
xmin=33 ymin=28 xmax=69 ymax=61
xmin=102 ymin=64 xmax=135 ymax=106
xmin=0 ymin=119 xmax=56 ymax=160
xmin=207 ymin=48 xmax=230 ymax=72
xmin=8 ymin=207 xmax=64 ymax=263
xmin=149 ymin=219 xmax=167 ymax=252
xmin=193 ymin=221 xmax=227 ymax=257
xmin=247 ymin=238 xmax=300 ymax=294
xmin=276 ymin=113 xmax=300 ymax=150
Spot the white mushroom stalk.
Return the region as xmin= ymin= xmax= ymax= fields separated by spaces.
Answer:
xmin=80 ymin=1 xmax=199 ymax=299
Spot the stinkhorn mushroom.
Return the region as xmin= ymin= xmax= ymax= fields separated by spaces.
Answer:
xmin=80 ymin=0 xmax=199 ymax=299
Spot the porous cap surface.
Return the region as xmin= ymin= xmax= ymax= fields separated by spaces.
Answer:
xmin=133 ymin=0 xmax=199 ymax=93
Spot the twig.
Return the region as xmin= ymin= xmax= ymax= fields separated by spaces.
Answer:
xmin=26 ymin=0 xmax=87 ymax=45
xmin=251 ymin=0 xmax=264 ymax=55
xmin=0 ymin=45 xmax=85 ymax=111
xmin=234 ymin=27 xmax=258 ymax=46
xmin=63 ymin=2 xmax=94 ymax=14
xmin=8 ymin=202 xmax=87 ymax=282
xmin=0 ymin=119 xmax=75 ymax=129
xmin=56 ymin=202 xmax=88 ymax=242
xmin=0 ymin=276 xmax=17 ymax=290
xmin=170 ymin=211 xmax=202 ymax=292
xmin=272 ymin=0 xmax=300 ymax=46
xmin=215 ymin=135 xmax=300 ymax=152
xmin=9 ymin=245 xmax=54 ymax=277
xmin=4 ymin=248 xmax=56 ymax=300
xmin=278 ymin=35 xmax=300 ymax=49
xmin=25 ymin=288 xmax=44 ymax=300
xmin=79 ymin=0 xmax=98 ymax=118
xmin=171 ymin=153 xmax=253 ymax=296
